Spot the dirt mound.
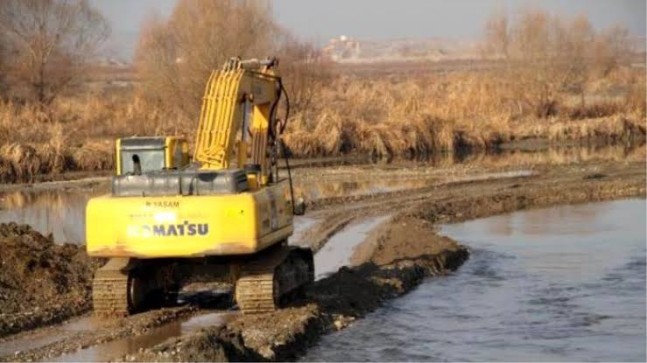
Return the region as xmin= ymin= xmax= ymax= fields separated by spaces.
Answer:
xmin=124 ymin=225 xmax=470 ymax=362
xmin=352 ymin=217 xmax=460 ymax=266
xmin=0 ymin=223 xmax=98 ymax=337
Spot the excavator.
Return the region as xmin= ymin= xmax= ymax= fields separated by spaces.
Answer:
xmin=85 ymin=57 xmax=314 ymax=315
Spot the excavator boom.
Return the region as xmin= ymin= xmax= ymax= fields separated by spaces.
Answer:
xmin=194 ymin=58 xmax=282 ymax=185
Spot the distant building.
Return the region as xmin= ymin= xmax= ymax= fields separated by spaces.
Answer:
xmin=321 ymin=36 xmax=480 ymax=64
xmin=322 ymin=35 xmax=361 ymax=61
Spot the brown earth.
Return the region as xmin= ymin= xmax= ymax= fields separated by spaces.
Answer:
xmin=0 ymin=223 xmax=101 ymax=338
xmin=0 ymin=158 xmax=644 ymax=362
xmin=123 ymin=247 xmax=469 ymax=362
xmin=122 ymin=159 xmax=645 ymax=362
xmin=352 ymin=218 xmax=458 ymax=266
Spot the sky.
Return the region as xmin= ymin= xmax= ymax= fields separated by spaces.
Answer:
xmin=90 ymin=0 xmax=646 ymax=61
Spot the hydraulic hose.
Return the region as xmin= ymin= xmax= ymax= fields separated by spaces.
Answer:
xmin=278 ymin=81 xmax=297 ymax=215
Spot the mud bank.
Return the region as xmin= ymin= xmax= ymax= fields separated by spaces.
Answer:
xmin=123 ymin=234 xmax=469 ymax=362
xmin=123 ymin=161 xmax=645 ymax=362
xmin=2 ymin=307 xmax=197 ymax=362
xmin=0 ymin=159 xmax=643 ymax=362
xmin=0 ymin=223 xmax=98 ymax=338
xmin=407 ymin=168 xmax=646 ymax=226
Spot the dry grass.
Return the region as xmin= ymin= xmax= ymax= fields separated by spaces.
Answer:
xmin=0 ymin=63 xmax=644 ymax=183
xmin=282 ymin=66 xmax=645 ymax=158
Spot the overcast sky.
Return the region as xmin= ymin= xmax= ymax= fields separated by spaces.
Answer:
xmin=90 ymin=0 xmax=646 ymax=60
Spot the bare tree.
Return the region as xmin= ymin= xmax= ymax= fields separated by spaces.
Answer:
xmin=136 ymin=0 xmax=277 ymax=120
xmin=0 ymin=34 xmax=7 ymax=99
xmin=484 ymin=12 xmax=510 ymax=59
xmin=482 ymin=9 xmax=630 ymax=118
xmin=0 ymin=0 xmax=109 ymax=106
xmin=276 ymin=32 xmax=331 ymax=114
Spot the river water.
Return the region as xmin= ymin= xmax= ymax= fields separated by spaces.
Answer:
xmin=303 ymin=199 xmax=646 ymax=362
xmin=0 ymin=143 xmax=640 ymax=244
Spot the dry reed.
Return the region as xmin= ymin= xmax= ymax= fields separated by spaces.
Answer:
xmin=0 ymin=64 xmax=644 ymax=183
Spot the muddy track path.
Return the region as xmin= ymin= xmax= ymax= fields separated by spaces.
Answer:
xmin=0 ymin=159 xmax=644 ymax=362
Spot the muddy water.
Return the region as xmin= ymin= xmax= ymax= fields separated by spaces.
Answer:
xmin=0 ymin=312 xmax=235 ymax=361
xmin=49 ymin=312 xmax=235 ymax=362
xmin=314 ymin=216 xmax=390 ymax=279
xmin=2 ymin=142 xmax=638 ymax=244
xmin=304 ymin=199 xmax=646 ymax=362
xmin=0 ymin=189 xmax=103 ymax=244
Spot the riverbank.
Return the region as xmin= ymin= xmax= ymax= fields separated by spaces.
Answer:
xmin=0 ymin=158 xmax=643 ymax=361
xmin=306 ymin=199 xmax=646 ymax=361
xmin=121 ymin=159 xmax=645 ymax=362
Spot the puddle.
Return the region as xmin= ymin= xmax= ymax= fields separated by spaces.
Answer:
xmin=1 ymin=143 xmax=640 ymax=246
xmin=0 ymin=282 xmax=237 ymax=361
xmin=444 ymin=170 xmax=535 ymax=184
xmin=293 ymin=142 xmax=644 ymax=201
xmin=0 ymin=316 xmax=102 ymax=357
xmin=290 ymin=216 xmax=318 ymax=246
xmin=0 ymin=171 xmax=528 ymax=247
xmin=51 ymin=312 xmax=236 ymax=362
xmin=314 ymin=216 xmax=390 ymax=280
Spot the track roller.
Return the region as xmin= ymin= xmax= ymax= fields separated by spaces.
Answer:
xmin=92 ymin=258 xmax=178 ymax=317
xmin=235 ymin=245 xmax=314 ymax=314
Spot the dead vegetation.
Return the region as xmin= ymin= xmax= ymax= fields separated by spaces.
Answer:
xmin=0 ymin=0 xmax=109 ymax=107
xmin=282 ymin=69 xmax=644 ymax=158
xmin=0 ymin=6 xmax=644 ymax=183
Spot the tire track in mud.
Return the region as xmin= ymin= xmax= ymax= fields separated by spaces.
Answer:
xmin=0 ymin=160 xmax=644 ymax=362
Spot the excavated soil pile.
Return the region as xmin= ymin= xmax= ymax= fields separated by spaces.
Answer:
xmin=0 ymin=223 xmax=98 ymax=338
xmin=352 ymin=217 xmax=458 ymax=266
xmin=123 ymin=224 xmax=470 ymax=362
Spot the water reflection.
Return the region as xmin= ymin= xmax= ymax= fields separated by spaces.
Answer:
xmin=0 ymin=142 xmax=642 ymax=245
xmin=51 ymin=312 xmax=235 ymax=362
xmin=292 ymin=143 xmax=643 ymax=202
xmin=304 ymin=199 xmax=646 ymax=362
xmin=0 ymin=190 xmax=102 ymax=244
xmin=314 ymin=216 xmax=390 ymax=279
xmin=294 ymin=178 xmax=433 ymax=201
xmin=290 ymin=142 xmax=644 ymax=169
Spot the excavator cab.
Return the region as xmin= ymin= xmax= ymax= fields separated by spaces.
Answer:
xmin=115 ymin=137 xmax=190 ymax=175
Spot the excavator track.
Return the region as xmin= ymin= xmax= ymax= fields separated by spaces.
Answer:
xmin=92 ymin=258 xmax=133 ymax=316
xmin=93 ymin=258 xmax=180 ymax=317
xmin=235 ymin=245 xmax=314 ymax=314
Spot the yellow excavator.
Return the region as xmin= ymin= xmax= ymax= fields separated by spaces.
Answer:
xmin=85 ymin=57 xmax=313 ymax=315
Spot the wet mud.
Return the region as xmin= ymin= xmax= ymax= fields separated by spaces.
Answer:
xmin=0 ymin=223 xmax=99 ymax=338
xmin=0 ymin=157 xmax=643 ymax=361
xmin=123 ymin=244 xmax=470 ymax=362
xmin=1 ymin=307 xmax=197 ymax=362
xmin=122 ymin=160 xmax=644 ymax=362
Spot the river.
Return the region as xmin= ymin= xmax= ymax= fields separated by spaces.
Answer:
xmin=303 ymin=199 xmax=646 ymax=362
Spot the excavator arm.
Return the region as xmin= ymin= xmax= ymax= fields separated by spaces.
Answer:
xmin=193 ymin=57 xmax=282 ymax=186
